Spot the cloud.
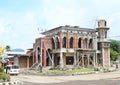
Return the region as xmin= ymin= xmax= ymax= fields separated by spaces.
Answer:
xmin=41 ymin=0 xmax=88 ymax=29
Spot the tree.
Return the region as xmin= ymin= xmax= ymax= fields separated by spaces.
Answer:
xmin=110 ymin=40 xmax=120 ymax=61
xmin=110 ymin=40 xmax=120 ymax=53
xmin=0 ymin=46 xmax=4 ymax=72
xmin=5 ymin=45 xmax=11 ymax=51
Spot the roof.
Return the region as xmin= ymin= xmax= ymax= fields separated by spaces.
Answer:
xmin=42 ymin=25 xmax=96 ymax=35
xmin=5 ymin=48 xmax=26 ymax=55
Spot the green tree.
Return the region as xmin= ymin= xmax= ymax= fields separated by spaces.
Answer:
xmin=5 ymin=45 xmax=11 ymax=51
xmin=110 ymin=40 xmax=120 ymax=53
xmin=110 ymin=40 xmax=120 ymax=61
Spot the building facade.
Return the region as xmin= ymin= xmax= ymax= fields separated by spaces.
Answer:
xmin=32 ymin=20 xmax=110 ymax=69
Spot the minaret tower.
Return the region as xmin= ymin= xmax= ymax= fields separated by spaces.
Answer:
xmin=96 ymin=20 xmax=110 ymax=67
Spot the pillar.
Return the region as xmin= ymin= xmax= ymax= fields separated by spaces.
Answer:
xmin=60 ymin=34 xmax=62 ymax=48
xmin=81 ymin=38 xmax=83 ymax=48
xmin=43 ymin=42 xmax=46 ymax=67
xmin=82 ymin=54 xmax=84 ymax=68
xmin=93 ymin=53 xmax=96 ymax=67
xmin=36 ymin=48 xmax=38 ymax=63
xmin=52 ymin=54 xmax=55 ymax=67
xmin=87 ymin=54 xmax=90 ymax=67
xmin=40 ymin=40 xmax=43 ymax=66
xmin=60 ymin=51 xmax=64 ymax=68
xmin=74 ymin=51 xmax=77 ymax=66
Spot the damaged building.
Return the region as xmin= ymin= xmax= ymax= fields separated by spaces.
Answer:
xmin=32 ymin=20 xmax=110 ymax=69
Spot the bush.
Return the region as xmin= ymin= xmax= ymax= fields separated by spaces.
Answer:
xmin=0 ymin=72 xmax=10 ymax=81
xmin=0 ymin=67 xmax=3 ymax=72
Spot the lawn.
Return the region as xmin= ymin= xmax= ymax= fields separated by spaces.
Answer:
xmin=45 ymin=68 xmax=94 ymax=75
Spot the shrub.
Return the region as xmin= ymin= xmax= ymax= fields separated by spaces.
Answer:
xmin=0 ymin=72 xmax=10 ymax=81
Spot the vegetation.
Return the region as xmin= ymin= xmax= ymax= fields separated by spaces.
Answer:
xmin=46 ymin=68 xmax=94 ymax=74
xmin=68 ymin=68 xmax=94 ymax=73
xmin=110 ymin=40 xmax=120 ymax=61
xmin=0 ymin=46 xmax=10 ymax=82
xmin=0 ymin=72 xmax=10 ymax=81
xmin=5 ymin=45 xmax=11 ymax=51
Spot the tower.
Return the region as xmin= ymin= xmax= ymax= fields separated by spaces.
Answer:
xmin=96 ymin=20 xmax=110 ymax=67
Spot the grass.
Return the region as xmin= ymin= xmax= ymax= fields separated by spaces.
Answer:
xmin=68 ymin=68 xmax=94 ymax=73
xmin=46 ymin=68 xmax=94 ymax=74
xmin=0 ymin=72 xmax=10 ymax=81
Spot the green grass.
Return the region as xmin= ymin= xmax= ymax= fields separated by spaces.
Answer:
xmin=46 ymin=68 xmax=94 ymax=74
xmin=47 ymin=70 xmax=66 ymax=74
xmin=0 ymin=72 xmax=10 ymax=81
xmin=68 ymin=68 xmax=94 ymax=73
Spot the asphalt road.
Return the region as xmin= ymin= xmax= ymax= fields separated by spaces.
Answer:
xmin=18 ymin=79 xmax=120 ymax=85
xmin=11 ymin=68 xmax=120 ymax=85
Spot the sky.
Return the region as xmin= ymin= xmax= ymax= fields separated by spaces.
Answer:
xmin=0 ymin=0 xmax=120 ymax=50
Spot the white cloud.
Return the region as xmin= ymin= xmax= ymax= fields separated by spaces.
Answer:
xmin=42 ymin=0 xmax=88 ymax=29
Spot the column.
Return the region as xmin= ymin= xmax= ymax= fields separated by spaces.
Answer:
xmin=43 ymin=42 xmax=46 ymax=68
xmin=87 ymin=54 xmax=90 ymax=67
xmin=74 ymin=51 xmax=77 ymax=66
xmin=52 ymin=54 xmax=55 ymax=67
xmin=108 ymin=48 xmax=110 ymax=67
xmin=95 ymin=52 xmax=98 ymax=66
xmin=82 ymin=54 xmax=84 ymax=68
xmin=40 ymin=40 xmax=43 ymax=66
xmin=36 ymin=48 xmax=38 ymax=63
xmin=60 ymin=51 xmax=64 ymax=68
xmin=60 ymin=35 xmax=62 ymax=48
xmin=93 ymin=53 xmax=96 ymax=67
xmin=81 ymin=38 xmax=83 ymax=48
xmin=102 ymin=48 xmax=105 ymax=67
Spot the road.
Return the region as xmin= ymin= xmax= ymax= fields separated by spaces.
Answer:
xmin=17 ymin=79 xmax=120 ymax=85
xmin=11 ymin=69 xmax=120 ymax=85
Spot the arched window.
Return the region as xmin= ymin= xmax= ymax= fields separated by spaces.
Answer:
xmin=83 ymin=38 xmax=87 ymax=48
xmin=37 ymin=47 xmax=40 ymax=63
xmin=89 ymin=39 xmax=93 ymax=49
xmin=78 ymin=38 xmax=82 ymax=48
xmin=70 ymin=37 xmax=74 ymax=48
xmin=62 ymin=37 xmax=66 ymax=48
xmin=51 ymin=38 xmax=55 ymax=49
xmin=56 ymin=37 xmax=60 ymax=49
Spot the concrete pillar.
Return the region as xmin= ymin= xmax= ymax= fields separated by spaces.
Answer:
xmin=95 ymin=52 xmax=98 ymax=66
xmin=36 ymin=48 xmax=38 ymax=63
xmin=93 ymin=53 xmax=96 ymax=67
xmin=43 ymin=44 xmax=46 ymax=67
xmin=108 ymin=48 xmax=110 ymax=67
xmin=52 ymin=54 xmax=54 ymax=67
xmin=82 ymin=54 xmax=84 ymax=68
xmin=60 ymin=51 xmax=64 ymax=68
xmin=87 ymin=54 xmax=90 ymax=67
xmin=40 ymin=40 xmax=43 ymax=66
xmin=74 ymin=51 xmax=77 ymax=66
xmin=87 ymin=38 xmax=89 ymax=49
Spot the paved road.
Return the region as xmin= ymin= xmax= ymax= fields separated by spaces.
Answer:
xmin=11 ymin=69 xmax=120 ymax=85
xmin=17 ymin=78 xmax=120 ymax=85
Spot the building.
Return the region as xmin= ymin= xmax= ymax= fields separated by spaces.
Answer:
xmin=5 ymin=48 xmax=33 ymax=68
xmin=32 ymin=20 xmax=110 ymax=69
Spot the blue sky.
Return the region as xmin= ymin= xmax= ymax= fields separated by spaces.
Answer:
xmin=0 ymin=0 xmax=120 ymax=50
